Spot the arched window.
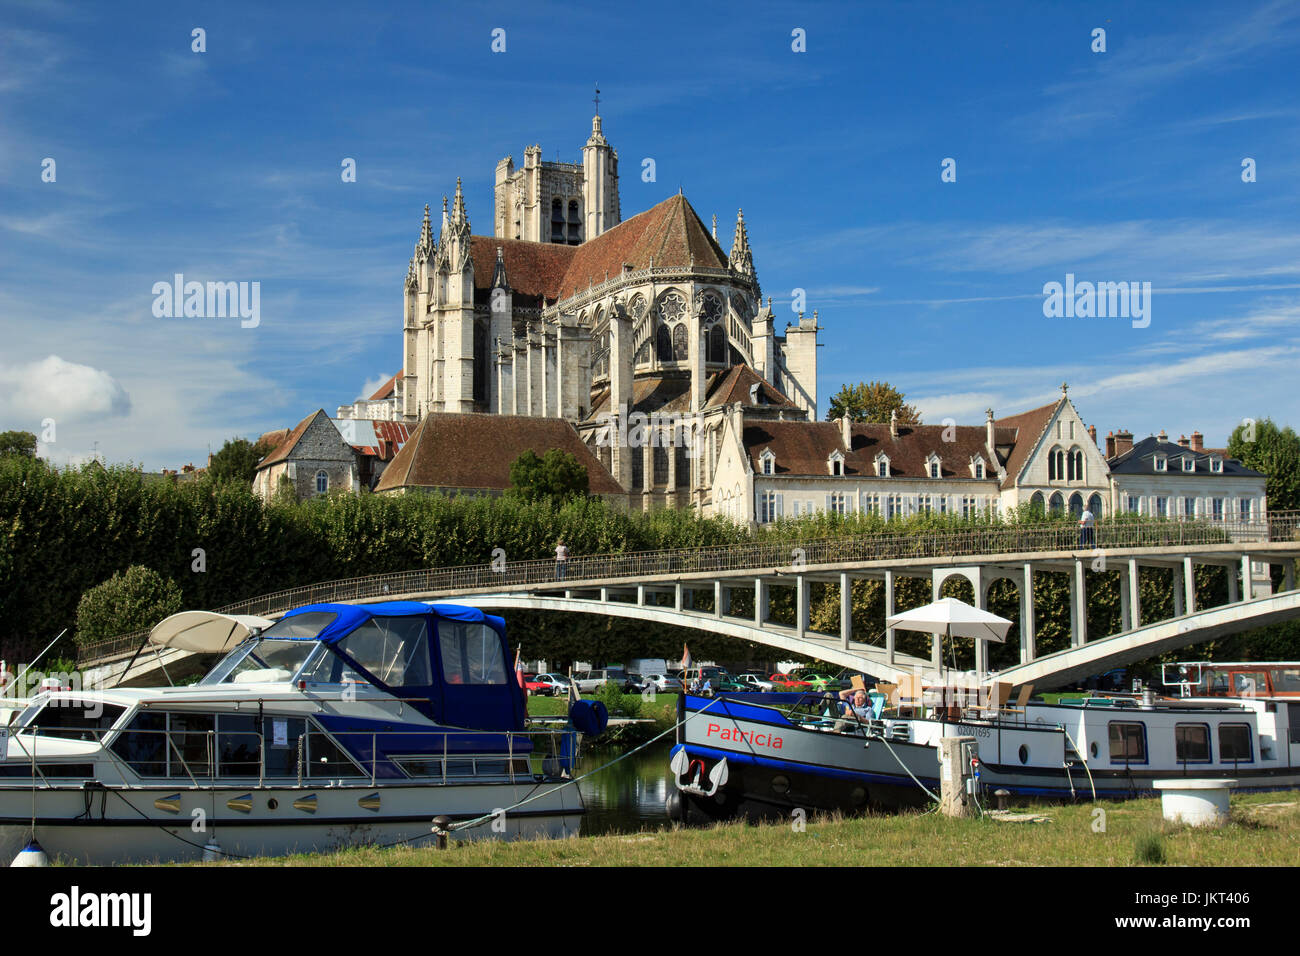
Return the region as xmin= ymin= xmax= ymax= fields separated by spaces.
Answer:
xmin=656 ymin=325 xmax=672 ymax=362
xmin=1069 ymin=492 xmax=1083 ymax=517
xmin=1030 ymin=491 xmax=1045 ymax=515
xmin=1070 ymin=448 xmax=1084 ymax=481
xmin=1088 ymin=493 xmax=1103 ymax=518
xmin=550 ymin=198 xmax=564 ymax=243
xmin=1049 ymin=492 xmax=1064 ymax=516
xmin=315 ymin=470 xmax=329 ymax=495
xmin=708 ymin=325 xmax=726 ymax=364
xmin=672 ymin=324 xmax=688 ymax=361
xmin=1049 ymin=446 xmax=1064 ymax=481
xmin=567 ymin=199 xmax=582 ymax=244
xmin=653 ymin=444 xmax=669 ymax=485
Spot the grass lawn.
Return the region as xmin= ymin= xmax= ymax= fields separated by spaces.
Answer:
xmin=198 ymin=789 xmax=1300 ymax=867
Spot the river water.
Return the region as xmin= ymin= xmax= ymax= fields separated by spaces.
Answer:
xmin=575 ymin=740 xmax=674 ymax=835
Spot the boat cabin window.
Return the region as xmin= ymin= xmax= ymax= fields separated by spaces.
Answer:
xmin=330 ymin=616 xmax=431 ymax=687
xmin=200 ymin=638 xmax=323 ymax=685
xmin=1289 ymin=703 xmax=1300 ymax=744
xmin=439 ymin=621 xmax=508 ymax=685
xmin=261 ymin=612 xmax=339 ymax=639
xmin=1218 ymin=723 xmax=1253 ymax=762
xmin=1174 ymin=723 xmax=1211 ymax=763
xmin=1108 ymin=722 xmax=1147 ymax=764
xmin=1231 ymin=671 xmax=1268 ymax=697
xmin=17 ymin=701 xmax=125 ymax=741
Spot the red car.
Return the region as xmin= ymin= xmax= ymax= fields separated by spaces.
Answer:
xmin=769 ymin=673 xmax=812 ymax=691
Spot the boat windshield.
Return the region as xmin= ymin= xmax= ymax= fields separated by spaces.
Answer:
xmin=200 ymin=638 xmax=324 ymax=685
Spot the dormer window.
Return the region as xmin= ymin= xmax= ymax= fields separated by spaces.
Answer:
xmin=760 ymin=449 xmax=776 ymax=476
xmin=1154 ymin=454 xmax=1167 ymax=473
xmin=828 ymin=450 xmax=845 ymax=477
xmin=874 ymin=453 xmax=890 ymax=478
xmin=1182 ymin=456 xmax=1195 ymax=473
xmin=925 ymin=453 xmax=941 ymax=479
xmin=970 ymin=456 xmax=986 ymax=479
xmin=1210 ymin=457 xmax=1223 ymax=473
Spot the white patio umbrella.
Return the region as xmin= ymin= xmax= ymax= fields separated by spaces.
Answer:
xmin=886 ymin=597 xmax=1012 ymax=644
xmin=886 ymin=597 xmax=1013 ymax=684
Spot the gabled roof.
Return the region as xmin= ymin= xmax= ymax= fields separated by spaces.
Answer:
xmin=257 ymin=410 xmax=327 ymax=469
xmin=368 ymin=371 xmax=402 ymax=401
xmin=333 ymin=419 xmax=414 ymax=461
xmin=994 ymin=398 xmax=1065 ymax=489
xmin=742 ymin=420 xmax=1004 ymax=479
xmin=464 ymin=194 xmax=732 ymax=306
xmin=374 ymin=413 xmax=624 ymax=495
xmin=1107 ymin=436 xmax=1263 ymax=477
xmin=557 ymin=194 xmax=728 ymax=300
xmin=586 ymin=364 xmax=798 ymax=419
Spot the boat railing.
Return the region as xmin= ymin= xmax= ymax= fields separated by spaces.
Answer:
xmin=5 ymin=724 xmax=580 ymax=789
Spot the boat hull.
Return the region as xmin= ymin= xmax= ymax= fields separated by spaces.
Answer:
xmin=0 ymin=780 xmax=584 ymax=865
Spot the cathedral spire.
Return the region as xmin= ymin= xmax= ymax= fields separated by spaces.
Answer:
xmin=416 ymin=203 xmax=435 ymax=262
xmin=491 ymin=245 xmax=509 ymax=290
xmin=451 ymin=177 xmax=468 ymax=226
xmin=405 ymin=250 xmax=417 ymax=293
xmin=729 ymin=208 xmax=755 ymax=278
xmin=440 ymin=195 xmax=449 ymax=237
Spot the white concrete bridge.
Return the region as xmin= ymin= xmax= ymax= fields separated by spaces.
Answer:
xmin=81 ymin=513 xmax=1300 ymax=691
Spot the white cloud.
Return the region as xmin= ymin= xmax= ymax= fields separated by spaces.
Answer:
xmin=357 ymin=373 xmax=392 ymax=400
xmin=0 ymin=354 xmax=130 ymax=422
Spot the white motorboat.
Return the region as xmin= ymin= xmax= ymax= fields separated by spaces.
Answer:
xmin=0 ymin=601 xmax=589 ymax=864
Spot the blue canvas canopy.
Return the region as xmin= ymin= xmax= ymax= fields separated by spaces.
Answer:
xmin=277 ymin=601 xmax=521 ymax=731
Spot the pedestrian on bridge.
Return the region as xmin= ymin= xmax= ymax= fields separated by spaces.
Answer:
xmin=555 ymin=539 xmax=569 ymax=581
xmin=1078 ymin=507 xmax=1095 ymax=549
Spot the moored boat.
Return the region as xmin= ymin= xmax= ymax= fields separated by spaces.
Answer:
xmin=0 ymin=601 xmax=589 ymax=864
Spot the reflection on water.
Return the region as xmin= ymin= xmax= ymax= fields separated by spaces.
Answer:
xmin=576 ymin=741 xmax=673 ymax=835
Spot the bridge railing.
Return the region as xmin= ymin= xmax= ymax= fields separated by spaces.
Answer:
xmin=76 ymin=510 xmax=1300 ymax=667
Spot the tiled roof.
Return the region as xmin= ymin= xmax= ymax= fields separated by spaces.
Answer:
xmin=256 ymin=428 xmax=290 ymax=452
xmin=343 ymin=420 xmax=414 ymax=461
xmin=994 ymin=399 xmax=1064 ymax=489
xmin=374 ymin=413 xmax=624 ymax=495
xmin=1107 ymin=436 xmax=1263 ymax=477
xmin=556 ymin=194 xmax=727 ymax=300
xmin=742 ymin=420 xmax=1002 ymax=478
xmin=466 ymin=194 xmax=729 ymax=305
xmin=468 ymin=237 xmax=577 ymax=300
xmin=257 ymin=410 xmax=325 ymax=469
xmin=587 ymin=364 xmax=796 ymax=419
xmin=368 ymin=371 xmax=402 ymax=401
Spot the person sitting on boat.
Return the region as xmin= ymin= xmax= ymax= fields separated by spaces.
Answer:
xmin=832 ymin=689 xmax=872 ymax=732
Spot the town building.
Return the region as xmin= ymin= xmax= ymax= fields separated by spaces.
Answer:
xmin=1104 ymin=429 xmax=1266 ymax=521
xmin=252 ymin=410 xmax=412 ymax=500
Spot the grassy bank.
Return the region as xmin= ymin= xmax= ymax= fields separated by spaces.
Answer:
xmin=200 ymin=790 xmax=1300 ymax=867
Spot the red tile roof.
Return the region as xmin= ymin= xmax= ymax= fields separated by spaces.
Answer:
xmin=349 ymin=421 xmax=414 ymax=461
xmin=466 ymin=194 xmax=727 ymax=305
xmin=368 ymin=371 xmax=402 ymax=401
xmin=374 ymin=412 xmax=624 ymax=496
xmin=587 ymin=365 xmax=796 ymax=419
xmin=258 ymin=410 xmax=326 ymax=468
xmin=994 ymin=399 xmax=1065 ymax=488
xmin=742 ymin=420 xmax=1006 ymax=478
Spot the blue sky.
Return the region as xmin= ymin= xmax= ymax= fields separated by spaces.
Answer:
xmin=2 ymin=0 xmax=1298 ymax=470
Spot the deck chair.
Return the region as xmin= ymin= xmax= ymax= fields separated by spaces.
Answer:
xmin=978 ymin=681 xmax=1013 ymax=719
xmin=1002 ymin=683 xmax=1035 ymax=721
xmin=896 ymin=674 xmax=925 ymax=717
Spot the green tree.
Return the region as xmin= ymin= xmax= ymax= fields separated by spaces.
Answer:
xmin=0 ymin=430 xmax=38 ymax=459
xmin=826 ymin=381 xmax=921 ymax=424
xmin=207 ymin=437 xmax=274 ymax=484
xmin=1228 ymin=418 xmax=1300 ymax=513
xmin=75 ymin=565 xmax=184 ymax=646
xmin=508 ymin=449 xmax=589 ymax=504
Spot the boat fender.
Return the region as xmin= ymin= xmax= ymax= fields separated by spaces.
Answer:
xmin=570 ymin=699 xmax=609 ymax=736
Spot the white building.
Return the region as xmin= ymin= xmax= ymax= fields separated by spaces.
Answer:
xmin=1104 ymin=429 xmax=1266 ymax=521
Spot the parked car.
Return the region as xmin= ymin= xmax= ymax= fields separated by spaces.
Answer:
xmin=682 ymin=667 xmax=745 ymax=694
xmin=736 ymin=673 xmax=775 ymax=691
xmin=769 ymin=673 xmax=813 ymax=691
xmin=531 ymin=674 xmax=572 ymax=696
xmin=574 ymin=668 xmax=630 ymax=693
xmin=642 ymin=673 xmax=684 ymax=693
xmin=792 ymin=672 xmax=843 ymax=693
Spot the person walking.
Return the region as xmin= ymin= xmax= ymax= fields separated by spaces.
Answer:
xmin=1078 ymin=506 xmax=1095 ymax=549
xmin=555 ymin=539 xmax=569 ymax=581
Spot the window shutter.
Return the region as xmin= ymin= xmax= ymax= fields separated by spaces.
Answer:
xmin=775 ymin=494 xmax=784 ymax=518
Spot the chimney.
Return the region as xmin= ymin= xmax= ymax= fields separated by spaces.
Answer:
xmin=889 ymin=408 xmax=899 ymax=439
xmin=1157 ymin=429 xmax=1168 ymax=442
xmin=1177 ymin=434 xmax=1190 ymax=448
xmin=1105 ymin=431 xmax=1116 ymax=459
xmin=1190 ymin=431 xmax=1204 ymax=452
xmin=985 ymin=408 xmax=995 ymax=456
xmin=1114 ymin=430 xmax=1134 ymax=456
xmin=840 ymin=415 xmax=852 ymax=449
xmin=1087 ymin=424 xmax=1097 ymax=446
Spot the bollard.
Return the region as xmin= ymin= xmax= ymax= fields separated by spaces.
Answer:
xmin=938 ymin=736 xmax=977 ymax=818
xmin=994 ymin=788 xmax=1010 ymax=811
xmin=431 ymin=815 xmax=452 ymax=849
